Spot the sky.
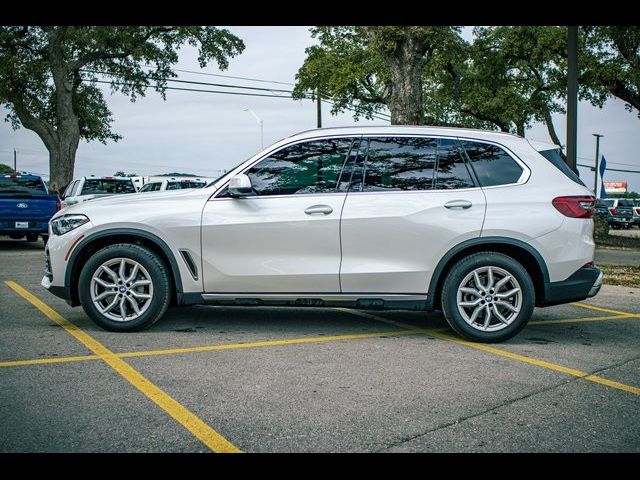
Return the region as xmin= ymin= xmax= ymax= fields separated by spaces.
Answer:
xmin=1 ymin=26 xmax=639 ymax=192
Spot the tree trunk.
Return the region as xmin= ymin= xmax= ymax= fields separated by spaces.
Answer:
xmin=542 ymin=106 xmax=563 ymax=147
xmin=384 ymin=34 xmax=426 ymax=125
xmin=48 ymin=127 xmax=79 ymax=189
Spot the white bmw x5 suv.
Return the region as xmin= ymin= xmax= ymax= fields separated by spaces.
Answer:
xmin=43 ymin=126 xmax=602 ymax=342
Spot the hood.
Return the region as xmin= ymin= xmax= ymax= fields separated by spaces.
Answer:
xmin=55 ymin=187 xmax=216 ymax=219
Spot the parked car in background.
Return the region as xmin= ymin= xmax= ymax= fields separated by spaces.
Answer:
xmin=601 ymin=198 xmax=634 ymax=229
xmin=632 ymin=199 xmax=640 ymax=227
xmin=0 ymin=172 xmax=60 ymax=244
xmin=61 ymin=176 xmax=137 ymax=208
xmin=138 ymin=177 xmax=210 ymax=192
xmin=43 ymin=126 xmax=601 ymax=343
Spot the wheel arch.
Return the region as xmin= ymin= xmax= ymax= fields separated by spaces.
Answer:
xmin=428 ymin=237 xmax=549 ymax=309
xmin=65 ymin=228 xmax=184 ymax=307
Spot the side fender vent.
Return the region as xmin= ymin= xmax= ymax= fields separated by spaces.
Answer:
xmin=179 ymin=249 xmax=198 ymax=281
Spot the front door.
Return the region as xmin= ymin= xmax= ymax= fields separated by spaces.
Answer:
xmin=339 ymin=136 xmax=487 ymax=294
xmin=201 ymin=137 xmax=356 ymax=293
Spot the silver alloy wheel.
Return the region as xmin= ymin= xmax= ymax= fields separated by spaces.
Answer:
xmin=90 ymin=257 xmax=154 ymax=322
xmin=456 ymin=266 xmax=522 ymax=332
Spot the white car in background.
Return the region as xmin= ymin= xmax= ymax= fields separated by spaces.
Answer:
xmin=43 ymin=126 xmax=602 ymax=342
xmin=138 ymin=177 xmax=210 ymax=192
xmin=61 ymin=176 xmax=137 ymax=207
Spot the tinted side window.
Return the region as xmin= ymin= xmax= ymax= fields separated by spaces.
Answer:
xmin=461 ymin=141 xmax=523 ymax=187
xmin=363 ymin=137 xmax=437 ymax=191
xmin=538 ymin=148 xmax=585 ymax=187
xmin=435 ymin=139 xmax=475 ymax=190
xmin=246 ymin=138 xmax=353 ymax=196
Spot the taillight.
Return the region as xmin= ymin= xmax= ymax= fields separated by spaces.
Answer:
xmin=609 ymin=207 xmax=617 ymax=216
xmin=55 ymin=198 xmax=62 ymax=212
xmin=635 ymin=208 xmax=640 ymax=215
xmin=552 ymin=195 xmax=595 ymax=218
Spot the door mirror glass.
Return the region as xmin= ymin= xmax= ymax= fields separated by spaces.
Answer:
xmin=228 ymin=174 xmax=254 ymax=197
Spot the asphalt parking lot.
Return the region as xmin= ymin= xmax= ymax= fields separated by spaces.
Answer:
xmin=1 ymin=238 xmax=639 ymax=453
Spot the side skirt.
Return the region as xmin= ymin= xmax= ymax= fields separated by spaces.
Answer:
xmin=199 ymin=293 xmax=430 ymax=311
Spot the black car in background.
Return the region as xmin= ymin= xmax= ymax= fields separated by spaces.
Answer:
xmin=598 ymin=199 xmax=634 ymax=229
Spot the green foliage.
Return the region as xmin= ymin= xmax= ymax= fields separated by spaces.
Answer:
xmin=295 ymin=25 xmax=638 ymax=140
xmin=113 ymin=171 xmax=138 ymax=177
xmin=293 ymin=26 xmax=459 ymax=122
xmin=0 ymin=163 xmax=14 ymax=173
xmin=581 ymin=26 xmax=640 ymax=117
xmin=0 ymin=26 xmax=245 ymax=144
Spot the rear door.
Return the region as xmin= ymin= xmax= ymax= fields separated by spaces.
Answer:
xmin=339 ymin=136 xmax=486 ymax=294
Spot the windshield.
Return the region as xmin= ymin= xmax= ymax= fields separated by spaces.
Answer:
xmin=0 ymin=177 xmax=47 ymax=195
xmin=81 ymin=179 xmax=136 ymax=195
xmin=537 ymin=149 xmax=586 ymax=187
xmin=618 ymin=199 xmax=635 ymax=207
xmin=602 ymin=199 xmax=615 ymax=207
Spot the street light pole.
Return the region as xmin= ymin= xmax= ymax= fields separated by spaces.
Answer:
xmin=593 ymin=133 xmax=604 ymax=197
xmin=243 ymin=108 xmax=263 ymax=150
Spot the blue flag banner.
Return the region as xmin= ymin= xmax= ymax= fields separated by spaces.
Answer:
xmin=599 ymin=155 xmax=607 ymax=199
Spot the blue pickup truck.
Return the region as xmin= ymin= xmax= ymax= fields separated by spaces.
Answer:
xmin=0 ymin=173 xmax=60 ymax=244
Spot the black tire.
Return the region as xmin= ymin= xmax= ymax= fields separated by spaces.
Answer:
xmin=78 ymin=243 xmax=172 ymax=332
xmin=25 ymin=233 xmax=38 ymax=242
xmin=441 ymin=252 xmax=535 ymax=343
xmin=41 ymin=234 xmax=49 ymax=246
xmin=612 ymin=224 xmax=621 ymax=230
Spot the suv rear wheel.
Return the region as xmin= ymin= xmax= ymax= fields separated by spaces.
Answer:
xmin=441 ymin=252 xmax=535 ymax=343
xmin=78 ymin=243 xmax=171 ymax=331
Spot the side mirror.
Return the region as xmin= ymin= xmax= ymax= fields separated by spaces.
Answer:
xmin=228 ymin=173 xmax=254 ymax=197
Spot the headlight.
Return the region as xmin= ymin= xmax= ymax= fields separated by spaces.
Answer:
xmin=51 ymin=214 xmax=90 ymax=236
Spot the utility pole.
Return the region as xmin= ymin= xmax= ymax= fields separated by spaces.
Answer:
xmin=316 ymin=87 xmax=322 ymax=128
xmin=566 ymin=26 xmax=578 ymax=173
xmin=13 ymin=148 xmax=17 ymax=173
xmin=593 ymin=133 xmax=603 ymax=197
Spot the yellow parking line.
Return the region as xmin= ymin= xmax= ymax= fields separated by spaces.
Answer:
xmin=529 ymin=314 xmax=638 ymax=325
xmin=0 ymin=329 xmax=418 ymax=369
xmin=427 ymin=331 xmax=640 ymax=395
xmin=339 ymin=308 xmax=640 ymax=396
xmin=571 ymin=302 xmax=637 ymax=317
xmin=0 ymin=354 xmax=100 ymax=368
xmin=4 ymin=280 xmax=241 ymax=453
xmin=117 ymin=329 xmax=419 ymax=359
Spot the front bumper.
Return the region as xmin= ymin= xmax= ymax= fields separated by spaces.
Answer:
xmin=542 ymin=266 xmax=603 ymax=307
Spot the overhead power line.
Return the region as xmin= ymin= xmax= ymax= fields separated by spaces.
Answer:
xmin=577 ymin=163 xmax=640 ymax=174
xmin=172 ymin=68 xmax=295 ymax=86
xmin=83 ymin=69 xmax=293 ymax=94
xmin=577 ymin=156 xmax=639 ymax=168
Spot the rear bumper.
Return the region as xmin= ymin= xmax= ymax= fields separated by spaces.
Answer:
xmin=542 ymin=266 xmax=602 ymax=307
xmin=609 ymin=217 xmax=633 ymax=226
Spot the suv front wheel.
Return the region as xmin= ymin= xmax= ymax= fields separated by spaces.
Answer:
xmin=78 ymin=243 xmax=172 ymax=331
xmin=441 ymin=252 xmax=535 ymax=343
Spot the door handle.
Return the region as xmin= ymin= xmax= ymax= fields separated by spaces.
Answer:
xmin=305 ymin=205 xmax=333 ymax=215
xmin=444 ymin=200 xmax=472 ymax=209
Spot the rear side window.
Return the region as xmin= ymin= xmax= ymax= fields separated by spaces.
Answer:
xmin=140 ymin=182 xmax=161 ymax=192
xmin=537 ymin=148 xmax=585 ymax=187
xmin=0 ymin=177 xmax=47 ymax=194
xmin=363 ymin=137 xmax=437 ymax=191
xmin=81 ymin=179 xmax=136 ymax=195
xmin=167 ymin=181 xmax=206 ymax=190
xmin=461 ymin=141 xmax=524 ymax=187
xmin=435 ymin=139 xmax=475 ymax=190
